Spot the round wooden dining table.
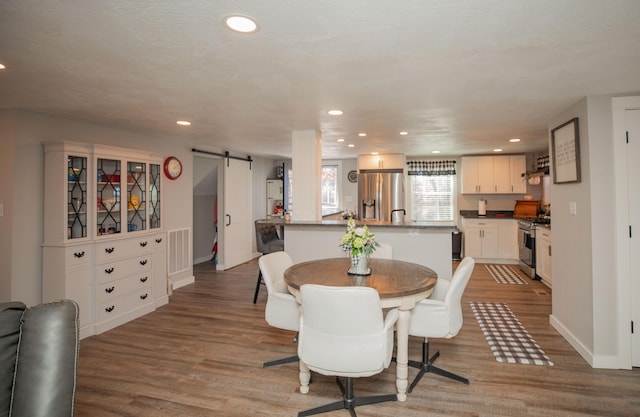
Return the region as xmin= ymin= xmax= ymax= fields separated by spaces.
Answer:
xmin=284 ymin=257 xmax=438 ymax=402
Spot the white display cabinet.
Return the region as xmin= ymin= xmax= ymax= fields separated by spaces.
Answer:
xmin=42 ymin=142 xmax=168 ymax=339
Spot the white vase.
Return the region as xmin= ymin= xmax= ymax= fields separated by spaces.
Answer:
xmin=348 ymin=252 xmax=370 ymax=275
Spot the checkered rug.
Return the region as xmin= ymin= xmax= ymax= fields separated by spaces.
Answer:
xmin=485 ymin=264 xmax=528 ymax=285
xmin=470 ymin=302 xmax=554 ymax=366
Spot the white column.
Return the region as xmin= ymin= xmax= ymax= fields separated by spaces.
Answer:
xmin=291 ymin=130 xmax=322 ymax=221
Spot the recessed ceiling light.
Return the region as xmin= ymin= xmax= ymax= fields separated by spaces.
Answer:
xmin=176 ymin=120 xmax=191 ymax=126
xmin=509 ymin=138 xmax=521 ymax=142
xmin=337 ymin=138 xmax=345 ymax=142
xmin=400 ymin=131 xmax=408 ymax=135
xmin=0 ymin=64 xmax=5 ymax=70
xmin=371 ymin=152 xmax=379 ymax=155
xmin=493 ymin=148 xmax=503 ymax=152
xmin=224 ymin=15 xmax=258 ymax=33
xmin=358 ymin=133 xmax=367 ymax=137
xmin=432 ymin=150 xmax=441 ymax=154
xmin=327 ymin=110 xmax=343 ymax=116
xmin=348 ymin=144 xmax=355 ymax=148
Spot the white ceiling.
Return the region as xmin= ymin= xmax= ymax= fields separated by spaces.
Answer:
xmin=1 ymin=0 xmax=640 ymax=159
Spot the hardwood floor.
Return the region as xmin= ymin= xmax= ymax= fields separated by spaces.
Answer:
xmin=75 ymin=259 xmax=639 ymax=417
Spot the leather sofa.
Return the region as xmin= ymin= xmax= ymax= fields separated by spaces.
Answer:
xmin=0 ymin=300 xmax=79 ymax=417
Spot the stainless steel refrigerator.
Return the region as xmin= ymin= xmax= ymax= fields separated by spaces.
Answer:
xmin=358 ymin=169 xmax=405 ymax=222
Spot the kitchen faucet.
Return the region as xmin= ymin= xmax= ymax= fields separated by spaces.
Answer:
xmin=390 ymin=209 xmax=406 ymax=222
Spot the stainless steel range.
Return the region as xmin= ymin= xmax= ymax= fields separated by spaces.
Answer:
xmin=517 ymin=218 xmax=537 ymax=279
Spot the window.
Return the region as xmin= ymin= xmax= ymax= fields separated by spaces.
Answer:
xmin=321 ymin=164 xmax=339 ymax=211
xmin=407 ymin=160 xmax=456 ymax=222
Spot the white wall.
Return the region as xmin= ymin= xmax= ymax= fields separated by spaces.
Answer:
xmin=547 ymin=96 xmax=620 ymax=367
xmin=0 ymin=109 xmax=194 ymax=305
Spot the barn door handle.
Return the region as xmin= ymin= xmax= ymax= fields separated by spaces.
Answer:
xmin=226 ymin=214 xmax=231 ymax=226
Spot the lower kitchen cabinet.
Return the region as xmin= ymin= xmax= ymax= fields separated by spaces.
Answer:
xmin=536 ymin=226 xmax=552 ymax=287
xmin=463 ymin=218 xmax=518 ymax=262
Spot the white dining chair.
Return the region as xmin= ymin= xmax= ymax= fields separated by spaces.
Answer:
xmin=258 ymin=251 xmax=298 ymax=367
xmin=406 ymin=256 xmax=475 ymax=392
xmin=297 ymin=284 xmax=399 ymax=417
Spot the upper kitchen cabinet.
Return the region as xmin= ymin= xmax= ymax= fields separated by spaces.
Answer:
xmin=461 ymin=155 xmax=526 ymax=194
xmin=358 ymin=153 xmax=405 ymax=170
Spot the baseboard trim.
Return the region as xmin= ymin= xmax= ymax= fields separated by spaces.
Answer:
xmin=172 ymin=275 xmax=195 ymax=290
xmin=550 ymin=314 xmax=593 ymax=366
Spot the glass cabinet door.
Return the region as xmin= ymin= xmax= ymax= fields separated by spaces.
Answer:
xmin=149 ymin=163 xmax=161 ymax=229
xmin=127 ymin=161 xmax=147 ymax=232
xmin=96 ymin=158 xmax=121 ymax=235
xmin=67 ymin=155 xmax=87 ymax=239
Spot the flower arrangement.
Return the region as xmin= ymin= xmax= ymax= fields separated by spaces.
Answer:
xmin=340 ymin=218 xmax=380 ymax=256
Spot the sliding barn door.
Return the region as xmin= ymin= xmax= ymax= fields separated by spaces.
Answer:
xmin=221 ymin=157 xmax=253 ymax=269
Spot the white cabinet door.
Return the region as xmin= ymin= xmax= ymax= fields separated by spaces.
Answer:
xmin=536 ymin=228 xmax=552 ymax=286
xmin=476 ymin=157 xmax=495 ymax=194
xmin=493 ymin=156 xmax=511 ymax=193
xmin=497 ymin=220 xmax=518 ymax=259
xmin=464 ymin=226 xmax=484 ymax=258
xmin=510 ymin=155 xmax=527 ymax=194
xmin=461 ymin=157 xmax=480 ymax=194
xmin=463 ymin=219 xmax=498 ymax=258
xmin=358 ymin=153 xmax=404 ymax=170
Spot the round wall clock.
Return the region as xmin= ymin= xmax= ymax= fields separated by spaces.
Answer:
xmin=163 ymin=156 xmax=182 ymax=180
xmin=347 ymin=170 xmax=358 ymax=183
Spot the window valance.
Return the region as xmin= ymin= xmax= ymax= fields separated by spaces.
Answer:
xmin=407 ymin=160 xmax=456 ymax=176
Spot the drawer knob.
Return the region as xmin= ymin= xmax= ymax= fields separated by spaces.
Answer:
xmin=105 ymin=267 xmax=114 ymax=274
xmin=140 ymin=293 xmax=148 ymax=300
xmin=140 ymin=241 xmax=148 ymax=247
xmin=73 ymin=251 xmax=85 ymax=258
xmin=105 ymin=247 xmax=115 ymax=254
xmin=139 ymin=259 xmax=148 ymax=266
xmin=105 ymin=305 xmax=115 ymax=313
xmin=140 ymin=276 xmax=148 ymax=283
xmin=105 ymin=286 xmax=115 ymax=294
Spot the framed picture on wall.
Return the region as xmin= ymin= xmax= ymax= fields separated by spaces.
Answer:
xmin=551 ymin=117 xmax=581 ymax=184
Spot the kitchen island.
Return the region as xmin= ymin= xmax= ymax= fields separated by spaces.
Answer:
xmin=284 ymin=220 xmax=457 ymax=280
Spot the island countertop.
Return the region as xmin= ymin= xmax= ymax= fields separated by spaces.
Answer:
xmin=285 ymin=219 xmax=457 ymax=230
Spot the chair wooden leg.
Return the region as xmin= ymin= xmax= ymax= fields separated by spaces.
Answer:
xmin=252 ymin=270 xmax=263 ymax=304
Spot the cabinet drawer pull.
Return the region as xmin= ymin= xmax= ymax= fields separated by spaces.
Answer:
xmin=155 ymin=238 xmax=162 ymax=243
xmin=105 ymin=286 xmax=115 ymax=293
xmin=140 ymin=276 xmax=148 ymax=283
xmin=105 ymin=247 xmax=115 ymax=254
xmin=140 ymin=241 xmax=148 ymax=247
xmin=105 ymin=305 xmax=115 ymax=313
xmin=139 ymin=259 xmax=148 ymax=266
xmin=105 ymin=267 xmax=114 ymax=274
xmin=73 ymin=251 xmax=85 ymax=258
xmin=140 ymin=293 xmax=148 ymax=300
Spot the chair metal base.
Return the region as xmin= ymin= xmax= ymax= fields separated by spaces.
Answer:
xmin=263 ymin=354 xmax=299 ymax=368
xmin=298 ymin=376 xmax=397 ymax=417
xmin=407 ymin=341 xmax=469 ymax=393
xmin=253 ymin=270 xmax=264 ymax=304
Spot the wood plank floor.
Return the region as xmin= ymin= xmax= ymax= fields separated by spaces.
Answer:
xmin=75 ymin=259 xmax=640 ymax=417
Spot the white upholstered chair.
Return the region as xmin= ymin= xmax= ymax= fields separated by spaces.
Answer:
xmin=297 ymin=284 xmax=399 ymax=417
xmin=258 ymin=251 xmax=298 ymax=367
xmin=406 ymin=256 xmax=475 ymax=392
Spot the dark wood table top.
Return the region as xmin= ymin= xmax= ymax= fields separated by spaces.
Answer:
xmin=284 ymin=257 xmax=437 ymax=299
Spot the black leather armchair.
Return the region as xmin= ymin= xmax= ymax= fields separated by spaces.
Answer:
xmin=0 ymin=300 xmax=79 ymax=417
